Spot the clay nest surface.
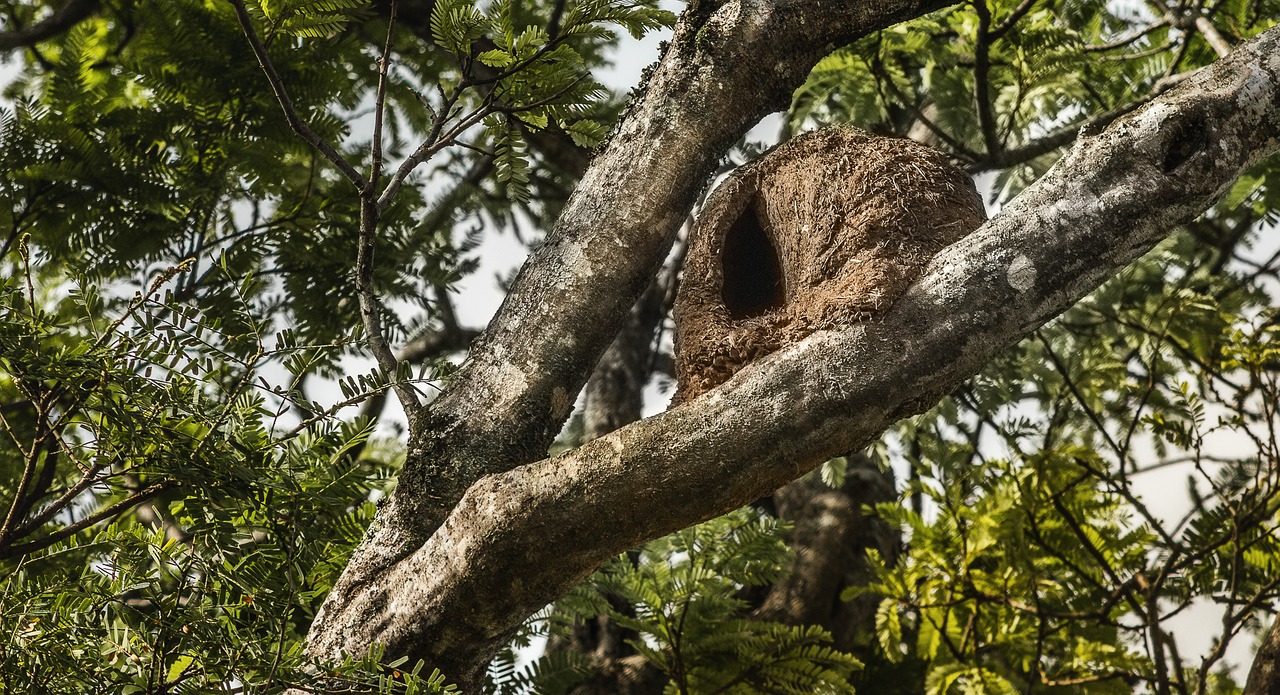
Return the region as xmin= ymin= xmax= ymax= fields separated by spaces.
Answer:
xmin=671 ymin=127 xmax=988 ymax=404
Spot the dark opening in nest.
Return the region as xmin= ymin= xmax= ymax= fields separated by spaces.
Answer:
xmin=721 ymin=203 xmax=785 ymax=319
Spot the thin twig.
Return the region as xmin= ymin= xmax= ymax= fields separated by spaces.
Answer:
xmin=0 ymin=408 xmax=42 ymax=544
xmin=228 ymin=0 xmax=366 ymax=189
xmin=1036 ymin=332 xmax=1126 ymax=462
xmin=869 ymin=40 xmax=981 ymax=161
xmin=377 ymin=96 xmax=495 ymax=210
xmin=356 ymin=197 xmax=420 ymax=412
xmin=1082 ymin=19 xmax=1171 ymax=52
xmin=370 ymin=0 xmax=397 ymax=190
xmin=972 ymin=0 xmax=1002 ymax=156
xmin=352 ymin=0 xmax=419 ymax=412
xmin=0 ymin=483 xmax=172 ymax=560
xmin=989 ymin=0 xmax=1040 ymax=39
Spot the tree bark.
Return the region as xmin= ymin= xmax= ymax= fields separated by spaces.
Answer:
xmin=303 ymin=4 xmax=1280 ymax=687
xmin=308 ymin=0 xmax=960 ymax=682
xmin=1245 ymin=614 xmax=1280 ymax=695
xmin=545 ymin=265 xmax=672 ymax=694
xmin=755 ymin=456 xmax=898 ymax=650
xmin=581 ymin=266 xmax=669 ymax=441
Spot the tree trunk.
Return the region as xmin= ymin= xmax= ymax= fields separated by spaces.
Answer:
xmin=1245 ymin=614 xmax=1280 ymax=695
xmin=754 ymin=455 xmax=899 ymax=650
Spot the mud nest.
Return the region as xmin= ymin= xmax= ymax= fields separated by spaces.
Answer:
xmin=671 ymin=127 xmax=988 ymax=404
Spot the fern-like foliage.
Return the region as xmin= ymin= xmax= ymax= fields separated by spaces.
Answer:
xmin=498 ymin=509 xmax=863 ymax=695
xmin=256 ymin=0 xmax=372 ymax=39
xmin=852 ymin=225 xmax=1280 ymax=694
xmin=0 ymin=253 xmax=450 ymax=692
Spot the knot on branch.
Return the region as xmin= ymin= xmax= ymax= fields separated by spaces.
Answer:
xmin=671 ymin=128 xmax=987 ymax=403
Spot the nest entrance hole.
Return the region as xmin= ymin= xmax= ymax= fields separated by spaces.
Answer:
xmin=721 ymin=204 xmax=785 ymax=319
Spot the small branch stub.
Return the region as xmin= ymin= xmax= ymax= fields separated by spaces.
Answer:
xmin=672 ymin=128 xmax=988 ymax=403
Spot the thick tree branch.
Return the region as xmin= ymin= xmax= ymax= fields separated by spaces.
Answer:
xmin=1243 ymin=612 xmax=1280 ymax=695
xmin=309 ymin=0 xmax=962 ymax=680
xmin=328 ymin=0 xmax=962 ymax=599
xmin=308 ymin=7 xmax=966 ymax=676
xmin=543 ymin=271 xmax=672 ymax=694
xmin=306 ymin=22 xmax=1280 ymax=683
xmin=0 ymin=0 xmax=100 ymax=51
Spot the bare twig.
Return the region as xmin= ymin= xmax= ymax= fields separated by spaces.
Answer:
xmin=1082 ymin=19 xmax=1171 ymax=53
xmin=370 ymin=0 xmax=397 ymax=189
xmin=356 ymin=200 xmax=420 ymax=413
xmin=353 ymin=0 xmax=420 ymax=413
xmin=1036 ymin=333 xmax=1126 ymax=462
xmin=376 ymin=98 xmax=494 ymax=210
xmin=0 ymin=407 xmax=42 ymax=544
xmin=0 ymin=483 xmax=172 ymax=560
xmin=972 ymin=0 xmax=1002 ymax=155
xmin=974 ymin=68 xmax=1200 ymax=172
xmin=228 ymin=0 xmax=366 ymax=189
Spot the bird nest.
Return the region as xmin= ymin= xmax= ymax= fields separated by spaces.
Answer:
xmin=671 ymin=128 xmax=988 ymax=404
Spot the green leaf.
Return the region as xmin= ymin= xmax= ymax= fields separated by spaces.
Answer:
xmin=477 ymin=49 xmax=516 ymax=68
xmin=875 ymin=598 xmax=905 ymax=663
xmin=563 ymin=119 xmax=606 ymax=149
xmin=166 ymin=654 xmax=195 ymax=684
xmin=429 ymin=0 xmax=485 ymax=55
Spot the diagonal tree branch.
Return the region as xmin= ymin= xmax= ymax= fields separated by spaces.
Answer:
xmin=0 ymin=0 xmax=101 ymax=51
xmin=306 ymin=0 xmax=966 ymax=683
xmin=1243 ymin=612 xmax=1280 ymax=695
xmin=228 ymin=0 xmax=366 ymax=190
xmin=305 ymin=21 xmax=1280 ymax=684
xmin=332 ymin=0 xmax=965 ymax=596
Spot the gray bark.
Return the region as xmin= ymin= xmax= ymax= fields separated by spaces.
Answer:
xmin=307 ymin=0 xmax=960 ymax=682
xmin=547 ymin=268 xmax=671 ymax=693
xmin=582 ymin=265 xmax=670 ymax=441
xmin=303 ymin=1 xmax=1280 ymax=686
xmin=1245 ymin=614 xmax=1280 ymax=695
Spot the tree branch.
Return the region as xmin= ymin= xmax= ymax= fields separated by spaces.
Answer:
xmin=1194 ymin=15 xmax=1234 ymax=58
xmin=305 ymin=22 xmax=1280 ymax=683
xmin=356 ymin=0 xmax=964 ymax=564
xmin=1243 ymin=612 xmax=1280 ymax=695
xmin=356 ymin=197 xmax=420 ymax=413
xmin=228 ymin=0 xmax=366 ymax=189
xmin=972 ymin=0 xmax=1003 ymax=154
xmin=973 ymin=67 xmax=1200 ymax=172
xmin=0 ymin=0 xmax=100 ymax=51
xmin=0 ymin=482 xmax=172 ymax=560
xmin=308 ymin=0 xmax=966 ymax=682
xmin=370 ymin=0 xmax=397 ymax=189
